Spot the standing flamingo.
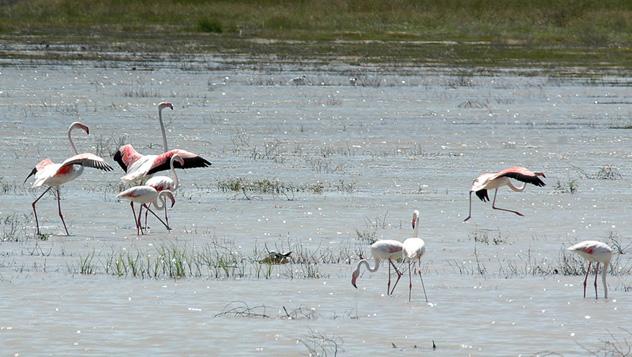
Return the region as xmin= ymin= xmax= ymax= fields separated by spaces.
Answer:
xmin=352 ymin=239 xmax=404 ymax=295
xmin=464 ymin=166 xmax=546 ymax=222
xmin=112 ymin=102 xmax=211 ymax=184
xmin=143 ymin=154 xmax=184 ymax=228
xmin=24 ymin=122 xmax=113 ymax=235
xmin=567 ymin=240 xmax=613 ymax=299
xmin=117 ymin=186 xmax=175 ymax=235
xmin=401 ymin=210 xmax=428 ymax=302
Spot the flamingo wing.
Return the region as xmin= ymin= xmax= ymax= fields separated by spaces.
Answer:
xmin=146 ymin=149 xmax=211 ymax=175
xmin=113 ymin=144 xmax=143 ymax=172
xmin=495 ymin=166 xmax=545 ymax=187
xmin=59 ymin=153 xmax=114 ymax=172
xmin=475 ymin=189 xmax=490 ymax=202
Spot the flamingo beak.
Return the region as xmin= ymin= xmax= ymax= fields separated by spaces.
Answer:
xmin=351 ymin=272 xmax=358 ymax=288
xmin=24 ymin=167 xmax=37 ymax=184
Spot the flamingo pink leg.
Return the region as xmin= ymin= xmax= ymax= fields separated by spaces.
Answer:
xmin=31 ymin=186 xmax=52 ymax=235
xmin=492 ymin=188 xmax=524 ymax=216
xmin=56 ymin=188 xmax=70 ymax=235
xmin=144 ymin=203 xmax=170 ymax=230
xmin=582 ymin=262 xmax=592 ymax=298
xmin=130 ymin=202 xmax=142 ymax=235
xmin=594 ymin=262 xmax=600 ymax=299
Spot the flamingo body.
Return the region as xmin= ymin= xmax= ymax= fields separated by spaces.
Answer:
xmin=115 ymin=147 xmax=210 ymax=183
xmin=351 ymin=239 xmax=404 ymax=294
xmin=567 ymin=240 xmax=612 ymax=299
xmin=464 ymin=166 xmax=546 ymax=221
xmin=25 ymin=122 xmax=113 ymax=235
xmin=401 ymin=210 xmax=428 ymax=302
xmin=117 ymin=186 xmax=175 ymax=235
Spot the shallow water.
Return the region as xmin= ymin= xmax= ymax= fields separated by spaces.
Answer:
xmin=1 ymin=59 xmax=632 ymax=355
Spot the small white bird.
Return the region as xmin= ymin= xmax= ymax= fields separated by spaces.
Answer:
xmin=567 ymin=240 xmax=613 ymax=299
xmin=352 ymin=239 xmax=404 ymax=295
xmin=401 ymin=210 xmax=428 ymax=302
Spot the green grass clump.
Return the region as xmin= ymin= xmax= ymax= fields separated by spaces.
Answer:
xmin=197 ymin=17 xmax=223 ymax=33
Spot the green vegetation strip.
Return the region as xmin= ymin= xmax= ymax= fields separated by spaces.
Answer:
xmin=2 ymin=0 xmax=632 ymax=67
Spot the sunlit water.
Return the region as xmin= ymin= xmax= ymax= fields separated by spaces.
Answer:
xmin=1 ymin=58 xmax=632 ymax=355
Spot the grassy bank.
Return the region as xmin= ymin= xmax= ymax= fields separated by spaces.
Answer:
xmin=2 ymin=0 xmax=632 ymax=67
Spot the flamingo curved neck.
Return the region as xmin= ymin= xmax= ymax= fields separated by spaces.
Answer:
xmin=170 ymin=156 xmax=179 ymax=191
xmin=413 ymin=218 xmax=420 ymax=238
xmin=154 ymin=190 xmax=174 ymax=209
xmin=68 ymin=127 xmax=79 ymax=155
xmin=355 ymin=259 xmax=380 ymax=275
xmin=507 ymin=180 xmax=527 ymax=192
xmin=159 ymin=108 xmax=169 ymax=152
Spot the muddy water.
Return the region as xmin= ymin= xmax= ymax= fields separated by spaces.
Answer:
xmin=1 ymin=59 xmax=632 ymax=355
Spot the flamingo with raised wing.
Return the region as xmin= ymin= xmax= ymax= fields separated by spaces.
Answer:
xmin=401 ymin=210 xmax=428 ymax=302
xmin=24 ymin=122 xmax=113 ymax=235
xmin=352 ymin=239 xmax=404 ymax=295
xmin=464 ymin=166 xmax=546 ymax=222
xmin=117 ymin=186 xmax=175 ymax=235
xmin=567 ymin=240 xmax=613 ymax=299
xmin=112 ymin=102 xmax=211 ymax=184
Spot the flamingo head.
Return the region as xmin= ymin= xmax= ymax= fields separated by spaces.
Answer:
xmin=351 ymin=270 xmax=360 ymax=288
xmin=69 ymin=121 xmax=90 ymax=135
xmin=158 ymin=102 xmax=174 ymax=111
xmin=412 ymin=210 xmax=420 ymax=229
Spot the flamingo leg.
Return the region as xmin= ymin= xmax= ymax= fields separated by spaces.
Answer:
xmin=491 ymin=188 xmax=524 ymax=216
xmin=164 ymin=204 xmax=169 ymax=228
xmin=144 ymin=203 xmax=150 ymax=230
xmin=582 ymin=262 xmax=592 ymax=298
xmin=137 ymin=204 xmax=146 ymax=235
xmin=31 ymin=186 xmax=52 ymax=236
xmin=408 ymin=261 xmax=413 ymax=302
xmin=389 ymin=260 xmax=404 ymax=295
xmin=56 ymin=188 xmax=69 ymax=235
xmin=463 ymin=191 xmax=473 ymax=222
xmin=130 ymin=202 xmax=140 ymax=235
xmin=387 ymin=260 xmax=392 ymax=295
xmin=594 ymin=262 xmax=600 ymax=299
xmin=143 ymin=204 xmax=171 ymax=231
xmin=417 ymin=261 xmax=428 ymax=303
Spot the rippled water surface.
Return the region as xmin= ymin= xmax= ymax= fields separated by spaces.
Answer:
xmin=1 ymin=59 xmax=632 ymax=355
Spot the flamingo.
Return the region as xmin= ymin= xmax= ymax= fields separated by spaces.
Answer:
xmin=401 ymin=210 xmax=428 ymax=302
xmin=143 ymin=154 xmax=184 ymax=228
xmin=567 ymin=240 xmax=613 ymax=299
xmin=464 ymin=166 xmax=546 ymax=222
xmin=24 ymin=122 xmax=113 ymax=235
xmin=351 ymin=239 xmax=404 ymax=295
xmin=116 ymin=186 xmax=175 ymax=235
xmin=112 ymin=101 xmax=211 ymax=184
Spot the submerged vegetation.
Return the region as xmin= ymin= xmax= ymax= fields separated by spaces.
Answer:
xmin=3 ymin=1 xmax=632 ymax=66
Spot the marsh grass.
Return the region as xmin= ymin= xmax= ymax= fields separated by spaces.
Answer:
xmin=299 ymin=329 xmax=343 ymax=357
xmin=74 ymin=239 xmax=362 ymax=280
xmin=217 ymin=177 xmax=352 ymax=200
xmin=553 ymin=179 xmax=578 ymax=194
xmin=1 ymin=213 xmax=31 ymax=242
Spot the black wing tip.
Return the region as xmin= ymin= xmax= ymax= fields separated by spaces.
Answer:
xmin=475 ymin=189 xmax=489 ymax=202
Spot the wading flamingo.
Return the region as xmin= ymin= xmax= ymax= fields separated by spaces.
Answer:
xmin=464 ymin=166 xmax=546 ymax=222
xmin=24 ymin=122 xmax=113 ymax=235
xmin=112 ymin=102 xmax=211 ymax=184
xmin=567 ymin=240 xmax=613 ymax=299
xmin=143 ymin=154 xmax=184 ymax=228
xmin=352 ymin=239 xmax=404 ymax=295
xmin=401 ymin=210 xmax=428 ymax=302
xmin=117 ymin=186 xmax=175 ymax=235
